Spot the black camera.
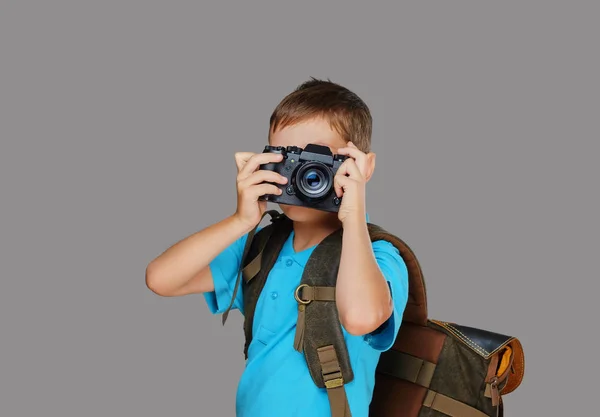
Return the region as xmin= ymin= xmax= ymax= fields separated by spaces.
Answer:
xmin=257 ymin=144 xmax=349 ymax=212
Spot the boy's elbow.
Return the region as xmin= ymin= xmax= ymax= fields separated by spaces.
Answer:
xmin=340 ymin=304 xmax=393 ymax=336
xmin=341 ymin=319 xmax=373 ymax=336
xmin=145 ymin=261 xmax=169 ymax=296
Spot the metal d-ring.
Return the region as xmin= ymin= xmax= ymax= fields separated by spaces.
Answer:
xmin=294 ymin=284 xmax=311 ymax=305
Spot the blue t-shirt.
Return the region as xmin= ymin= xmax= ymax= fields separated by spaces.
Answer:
xmin=203 ymin=218 xmax=409 ymax=417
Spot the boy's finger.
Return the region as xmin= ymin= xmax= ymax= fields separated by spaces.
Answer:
xmin=335 ymin=159 xmax=350 ymax=177
xmin=239 ymin=170 xmax=288 ymax=188
xmin=337 ymin=146 xmax=366 ymax=167
xmin=336 ymin=158 xmax=362 ymax=180
xmin=333 ymin=174 xmax=352 ymax=197
xmin=247 ymin=183 xmax=283 ymax=200
xmin=340 ymin=146 xmax=371 ymax=178
xmin=234 ymin=152 xmax=255 ymax=172
xmin=239 ymin=152 xmax=284 ymax=178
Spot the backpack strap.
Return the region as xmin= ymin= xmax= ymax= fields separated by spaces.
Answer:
xmin=422 ymin=390 xmax=490 ymax=417
xmin=221 ymin=209 xmax=284 ymax=326
xmin=294 ymin=227 xmax=352 ymax=417
xmin=240 ymin=212 xmax=293 ymax=359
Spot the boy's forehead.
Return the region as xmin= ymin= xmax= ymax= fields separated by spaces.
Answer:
xmin=269 ymin=118 xmax=347 ymax=151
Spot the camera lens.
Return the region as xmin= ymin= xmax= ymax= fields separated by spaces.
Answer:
xmin=295 ymin=163 xmax=332 ymax=200
xmin=304 ymin=170 xmax=324 ymax=191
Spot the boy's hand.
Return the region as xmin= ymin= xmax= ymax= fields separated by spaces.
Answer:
xmin=333 ymin=142 xmax=374 ymax=224
xmin=233 ymin=151 xmax=288 ymax=230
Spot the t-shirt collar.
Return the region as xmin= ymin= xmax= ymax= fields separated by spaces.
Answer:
xmin=280 ymin=212 xmax=370 ymax=267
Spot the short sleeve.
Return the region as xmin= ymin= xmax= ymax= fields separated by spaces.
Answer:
xmin=203 ymin=230 xmax=256 ymax=316
xmin=364 ymin=239 xmax=409 ymax=351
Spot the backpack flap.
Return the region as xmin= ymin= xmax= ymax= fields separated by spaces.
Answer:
xmin=429 ymin=320 xmax=525 ymax=397
xmin=428 ymin=319 xmax=525 ymax=415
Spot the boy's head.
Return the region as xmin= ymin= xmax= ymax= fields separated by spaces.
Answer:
xmin=267 ymin=78 xmax=375 ymax=224
xmin=268 ymin=77 xmax=372 ymax=154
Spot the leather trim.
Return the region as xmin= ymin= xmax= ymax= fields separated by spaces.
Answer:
xmin=501 ymin=337 xmax=525 ymax=395
xmin=430 ymin=319 xmax=514 ymax=359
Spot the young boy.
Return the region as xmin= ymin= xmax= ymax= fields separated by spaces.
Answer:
xmin=145 ymin=78 xmax=409 ymax=417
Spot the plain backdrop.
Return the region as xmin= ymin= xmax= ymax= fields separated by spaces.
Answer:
xmin=1 ymin=1 xmax=598 ymax=416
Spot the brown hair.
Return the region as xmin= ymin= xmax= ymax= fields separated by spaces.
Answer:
xmin=268 ymin=77 xmax=372 ymax=152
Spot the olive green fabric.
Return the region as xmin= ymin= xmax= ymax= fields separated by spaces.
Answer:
xmin=241 ymin=213 xmax=293 ymax=359
xmin=294 ymin=228 xmax=353 ymax=388
xmin=418 ymin=323 xmax=495 ymax=416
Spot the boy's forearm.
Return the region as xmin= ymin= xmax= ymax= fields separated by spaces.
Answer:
xmin=336 ymin=215 xmax=393 ymax=335
xmin=146 ymin=213 xmax=252 ymax=295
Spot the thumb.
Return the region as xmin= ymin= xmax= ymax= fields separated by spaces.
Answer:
xmin=234 ymin=152 xmax=254 ymax=172
xmin=334 ymin=174 xmax=352 ymax=198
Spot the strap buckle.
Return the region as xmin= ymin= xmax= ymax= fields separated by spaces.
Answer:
xmin=294 ymin=284 xmax=311 ymax=305
xmin=324 ymin=377 xmax=344 ymax=389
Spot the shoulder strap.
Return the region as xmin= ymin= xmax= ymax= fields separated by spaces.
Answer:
xmin=294 ymin=226 xmax=352 ymax=417
xmin=241 ymin=213 xmax=293 ymax=358
xmin=367 ymin=223 xmax=428 ymax=326
xmin=221 ymin=209 xmax=284 ymax=326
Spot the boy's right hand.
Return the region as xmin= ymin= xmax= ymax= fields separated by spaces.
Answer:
xmin=233 ymin=151 xmax=288 ymax=230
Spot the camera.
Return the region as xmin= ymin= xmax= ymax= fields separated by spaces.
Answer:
xmin=257 ymin=144 xmax=349 ymax=212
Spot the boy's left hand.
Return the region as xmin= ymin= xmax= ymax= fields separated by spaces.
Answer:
xmin=333 ymin=142 xmax=374 ymax=224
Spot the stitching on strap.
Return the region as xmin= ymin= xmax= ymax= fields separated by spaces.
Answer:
xmin=431 ymin=320 xmax=488 ymax=357
xmin=432 ymin=320 xmax=515 ymax=359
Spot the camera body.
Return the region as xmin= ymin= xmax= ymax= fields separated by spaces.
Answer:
xmin=258 ymin=143 xmax=349 ymax=212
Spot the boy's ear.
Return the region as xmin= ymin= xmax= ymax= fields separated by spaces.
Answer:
xmin=365 ymin=152 xmax=376 ymax=181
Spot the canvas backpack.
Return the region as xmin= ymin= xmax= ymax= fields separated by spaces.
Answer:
xmin=221 ymin=210 xmax=525 ymax=417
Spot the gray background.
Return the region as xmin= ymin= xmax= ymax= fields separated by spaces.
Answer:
xmin=1 ymin=1 xmax=598 ymax=416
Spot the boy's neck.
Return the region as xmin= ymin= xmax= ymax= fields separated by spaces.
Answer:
xmin=291 ymin=215 xmax=341 ymax=253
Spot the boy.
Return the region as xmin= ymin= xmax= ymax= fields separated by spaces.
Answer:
xmin=145 ymin=78 xmax=409 ymax=417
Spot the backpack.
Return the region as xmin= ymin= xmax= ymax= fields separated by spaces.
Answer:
xmin=220 ymin=210 xmax=525 ymax=417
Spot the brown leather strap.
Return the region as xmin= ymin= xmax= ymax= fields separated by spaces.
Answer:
xmin=376 ymin=350 xmax=436 ymax=388
xmin=422 ymin=390 xmax=488 ymax=417
xmin=486 ymin=354 xmax=500 ymax=381
xmin=484 ymin=377 xmax=501 ymax=407
xmin=317 ymin=345 xmax=351 ymax=417
xmin=299 ymin=285 xmax=336 ymax=302
xmin=241 ymin=212 xmax=282 ymax=284
xmin=241 ymin=251 xmax=262 ymax=283
xmin=294 ymin=303 xmax=306 ymax=352
xmin=293 ymin=284 xmax=336 ymax=352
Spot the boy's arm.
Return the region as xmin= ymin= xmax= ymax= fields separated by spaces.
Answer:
xmin=145 ymin=150 xmax=287 ymax=298
xmin=145 ymin=213 xmax=253 ymax=297
xmin=363 ymin=238 xmax=408 ymax=351
xmin=333 ymin=141 xmax=409 ymax=345
xmin=335 ymin=216 xmax=406 ymax=337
